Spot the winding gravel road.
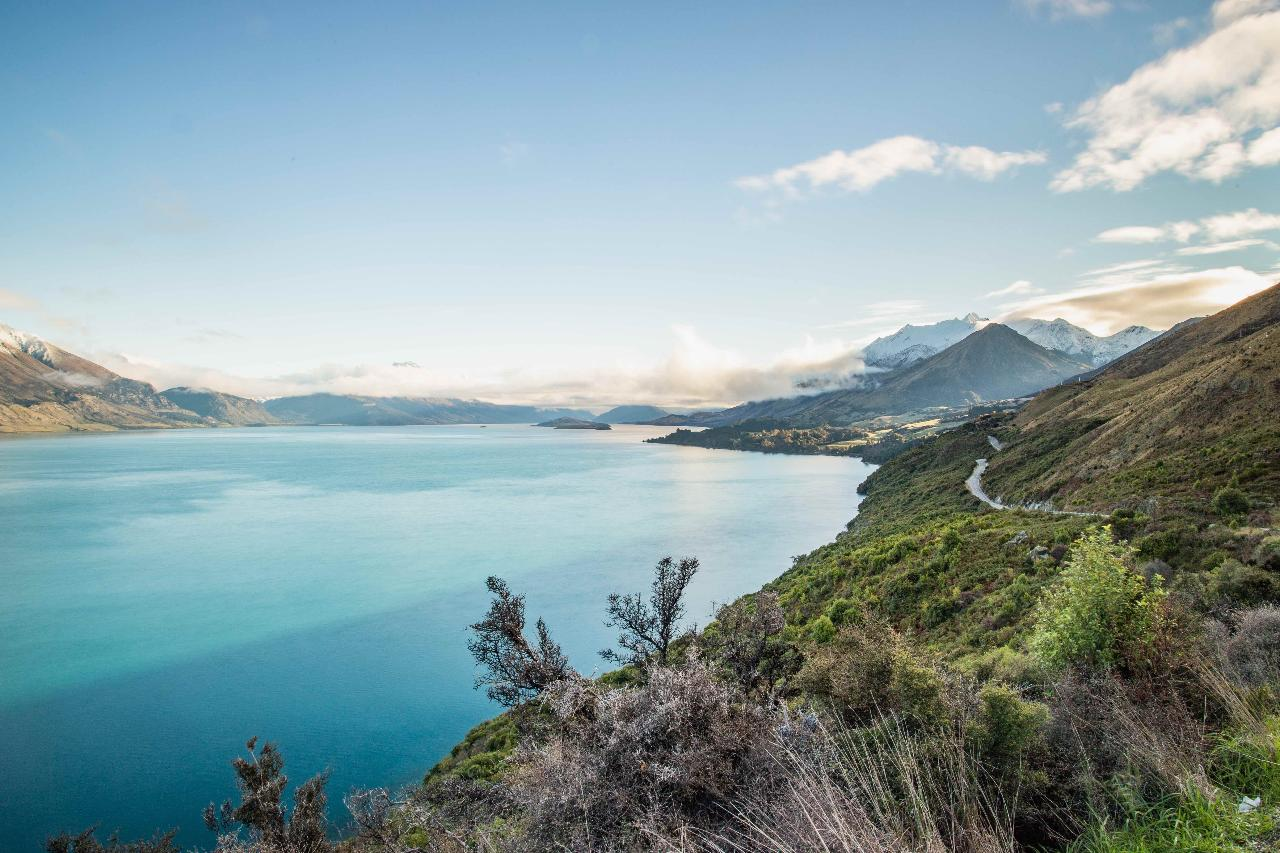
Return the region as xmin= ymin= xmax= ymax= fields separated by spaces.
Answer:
xmin=967 ymin=435 xmax=1099 ymax=517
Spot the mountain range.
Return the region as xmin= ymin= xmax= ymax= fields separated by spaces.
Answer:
xmin=0 ymin=310 xmax=1166 ymax=434
xmin=659 ymin=324 xmax=1094 ymax=427
xmin=864 ymin=313 xmax=1160 ymax=370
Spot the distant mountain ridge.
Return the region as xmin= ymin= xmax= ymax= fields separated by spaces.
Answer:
xmin=263 ymin=393 xmax=594 ymax=426
xmin=683 ymin=324 xmax=1092 ymax=427
xmin=593 ymin=405 xmax=670 ymax=424
xmin=161 ymin=387 xmax=279 ymax=427
xmin=864 ymin=313 xmax=1159 ymax=370
xmin=1005 ymin=318 xmax=1160 ymax=366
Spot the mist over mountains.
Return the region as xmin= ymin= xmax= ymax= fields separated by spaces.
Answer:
xmin=0 ymin=310 xmax=1169 ymax=433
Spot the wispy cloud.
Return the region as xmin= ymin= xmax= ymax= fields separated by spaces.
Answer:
xmin=735 ymin=135 xmax=1045 ymax=196
xmin=1019 ymin=0 xmax=1112 ymax=20
xmin=1052 ymin=0 xmax=1280 ymax=191
xmin=985 ymin=280 xmax=1043 ymax=297
xmin=1175 ymin=238 xmax=1278 ymax=255
xmin=1085 ymin=258 xmax=1165 ymax=276
xmin=998 ymin=266 xmax=1275 ymax=333
xmin=1094 ymin=208 xmax=1280 ymax=247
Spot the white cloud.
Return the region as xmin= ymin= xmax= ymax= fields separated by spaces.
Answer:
xmin=1052 ymin=1 xmax=1280 ymax=191
xmin=998 ymin=266 xmax=1274 ymax=333
xmin=734 ymin=135 xmax=1046 ymax=196
xmin=986 ymin=280 xmax=1044 ymax=297
xmin=1085 ymin=259 xmax=1166 ymax=276
xmin=1020 ymin=0 xmax=1112 ymax=20
xmin=1200 ymin=207 xmax=1280 ymax=238
xmin=1095 ymin=225 xmax=1175 ymax=244
xmin=1094 ymin=208 xmax=1280 ymax=245
xmin=1175 ymin=238 xmax=1277 ymax=254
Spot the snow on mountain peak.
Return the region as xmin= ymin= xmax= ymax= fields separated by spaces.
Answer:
xmin=865 ymin=313 xmax=1163 ymax=370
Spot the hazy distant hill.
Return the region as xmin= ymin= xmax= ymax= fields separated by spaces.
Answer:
xmin=593 ymin=405 xmax=669 ymax=424
xmin=263 ymin=393 xmax=594 ymax=426
xmin=698 ymin=324 xmax=1091 ymax=427
xmin=161 ymin=387 xmax=279 ymax=426
xmin=0 ymin=324 xmax=206 ymax=432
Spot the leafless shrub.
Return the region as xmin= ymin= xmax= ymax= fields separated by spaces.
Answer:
xmin=602 ymin=556 xmax=699 ymax=668
xmin=504 ymin=654 xmax=771 ymax=849
xmin=468 ymin=576 xmax=575 ymax=706
xmin=1211 ymin=605 xmax=1280 ymax=689
xmin=202 ymin=738 xmax=332 ymax=853
xmin=44 ymin=828 xmax=179 ymax=853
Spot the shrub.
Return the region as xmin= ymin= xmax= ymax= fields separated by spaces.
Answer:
xmin=45 ymin=830 xmax=179 ymax=853
xmin=468 ymin=576 xmax=575 ymax=707
xmin=1206 ymin=558 xmax=1280 ymax=608
xmin=807 ymin=614 xmax=836 ymax=644
xmin=1253 ymin=536 xmax=1280 ymax=571
xmin=704 ymin=591 xmax=793 ymax=696
xmin=506 ymin=657 xmax=770 ymax=847
xmin=1219 ymin=606 xmax=1280 ymax=689
xmin=1030 ymin=527 xmax=1169 ymax=673
xmin=203 ymin=737 xmax=332 ymax=853
xmin=795 ymin=621 xmax=953 ymax=726
xmin=1212 ymin=485 xmax=1250 ymax=518
xmin=969 ymin=684 xmax=1049 ymax=775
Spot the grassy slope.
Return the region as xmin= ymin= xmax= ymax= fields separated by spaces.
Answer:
xmin=984 ymin=283 xmax=1280 ymax=513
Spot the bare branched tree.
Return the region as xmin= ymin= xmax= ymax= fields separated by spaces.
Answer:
xmin=203 ymin=737 xmax=333 ymax=853
xmin=601 ymin=556 xmax=699 ymax=667
xmin=468 ymin=576 xmax=574 ymax=706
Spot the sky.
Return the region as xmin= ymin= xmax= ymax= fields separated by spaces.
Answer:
xmin=2 ymin=0 xmax=1279 ymax=408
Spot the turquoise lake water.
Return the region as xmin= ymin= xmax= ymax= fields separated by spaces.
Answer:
xmin=0 ymin=425 xmax=871 ymax=848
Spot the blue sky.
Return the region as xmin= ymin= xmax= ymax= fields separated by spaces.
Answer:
xmin=2 ymin=0 xmax=1278 ymax=407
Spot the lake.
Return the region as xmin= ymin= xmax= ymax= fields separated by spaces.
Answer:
xmin=0 ymin=425 xmax=872 ymax=849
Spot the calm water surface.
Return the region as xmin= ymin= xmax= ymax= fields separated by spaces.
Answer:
xmin=0 ymin=425 xmax=872 ymax=848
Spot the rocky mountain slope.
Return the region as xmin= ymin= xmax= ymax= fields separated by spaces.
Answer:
xmin=0 ymin=324 xmax=206 ymax=432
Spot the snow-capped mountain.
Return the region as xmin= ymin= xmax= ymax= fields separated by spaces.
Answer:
xmin=1005 ymin=318 xmax=1161 ymax=367
xmin=863 ymin=314 xmax=1162 ymax=371
xmin=863 ymin=313 xmax=988 ymax=369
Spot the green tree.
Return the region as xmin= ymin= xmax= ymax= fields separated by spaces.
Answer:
xmin=1212 ymin=484 xmax=1249 ymax=518
xmin=1029 ymin=526 xmax=1167 ymax=672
